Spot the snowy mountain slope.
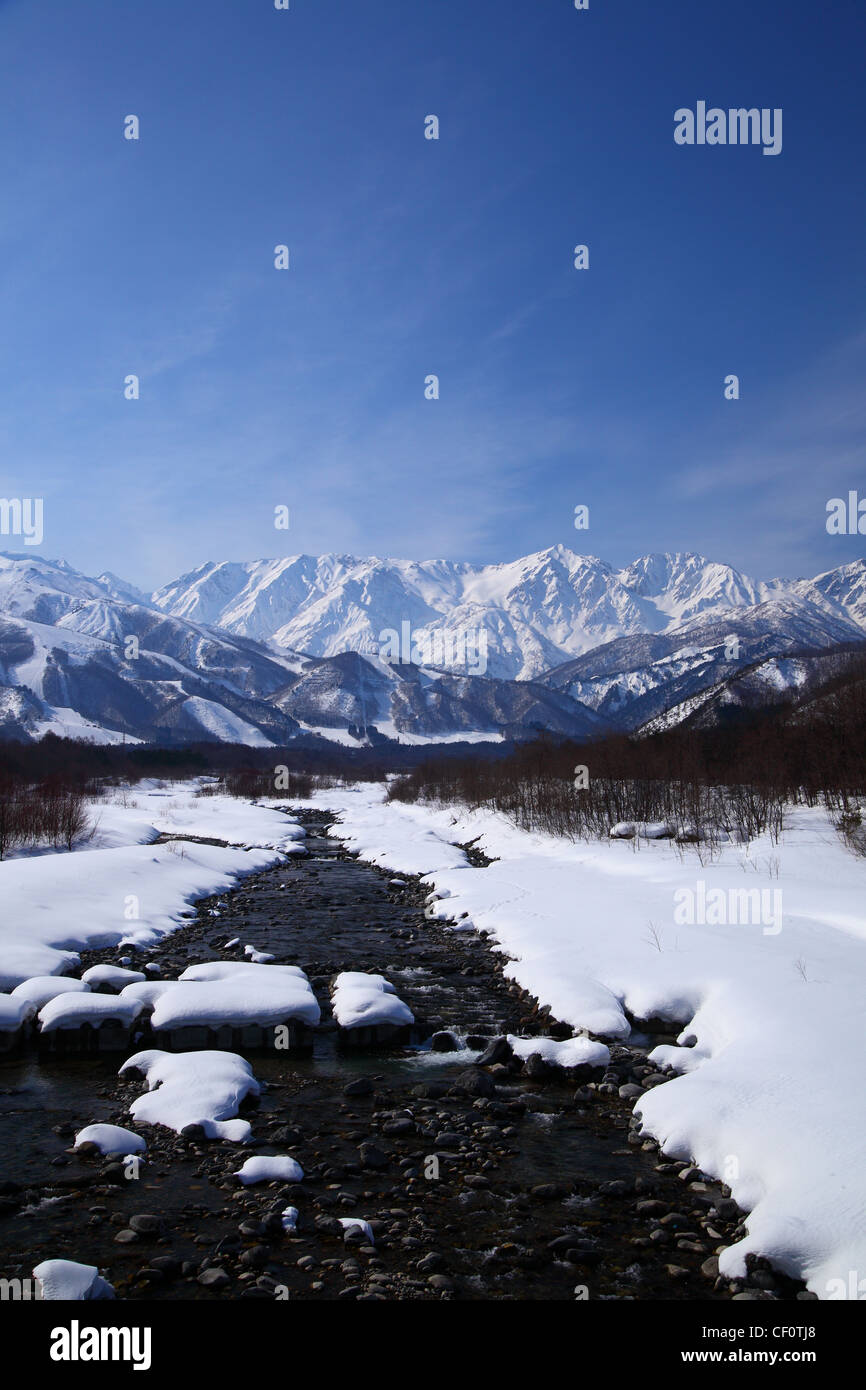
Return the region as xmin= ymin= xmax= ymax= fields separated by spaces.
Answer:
xmin=0 ymin=555 xmax=604 ymax=744
xmin=0 ymin=558 xmax=310 ymax=743
xmin=793 ymin=560 xmax=866 ymax=632
xmin=617 ymin=552 xmax=775 ymax=623
xmin=0 ymin=611 xmax=304 ymax=746
xmin=0 ymin=554 xmax=119 ymax=624
xmin=634 ymin=658 xmax=817 ymax=736
xmin=539 ymin=599 xmax=866 ymax=731
xmin=0 ymin=681 xmax=50 ymax=741
xmin=270 ymin=649 xmax=607 ymax=742
xmin=635 ymin=646 xmax=866 ymax=736
xmin=153 ymin=549 xmax=866 ymax=682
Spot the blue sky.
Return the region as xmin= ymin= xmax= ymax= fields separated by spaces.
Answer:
xmin=0 ymin=0 xmax=864 ymax=590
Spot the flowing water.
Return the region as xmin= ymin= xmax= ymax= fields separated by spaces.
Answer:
xmin=0 ymin=809 xmax=785 ymax=1301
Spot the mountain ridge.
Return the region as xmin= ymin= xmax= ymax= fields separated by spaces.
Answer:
xmin=0 ymin=554 xmax=604 ymax=746
xmin=152 ymin=546 xmax=866 ymax=681
xmin=0 ymin=549 xmax=863 ymax=746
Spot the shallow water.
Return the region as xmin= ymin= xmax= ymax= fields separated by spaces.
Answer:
xmin=0 ymin=809 xmax=742 ymax=1301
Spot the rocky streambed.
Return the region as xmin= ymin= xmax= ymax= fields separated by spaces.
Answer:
xmin=0 ymin=809 xmax=810 ymax=1302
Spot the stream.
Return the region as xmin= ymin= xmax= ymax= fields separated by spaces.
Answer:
xmin=0 ymin=808 xmax=803 ymax=1302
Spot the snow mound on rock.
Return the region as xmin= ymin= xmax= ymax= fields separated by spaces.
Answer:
xmin=119 ymin=1048 xmax=260 ymax=1141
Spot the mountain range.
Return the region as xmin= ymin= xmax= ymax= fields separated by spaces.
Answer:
xmin=0 ymin=548 xmax=863 ymax=746
xmin=153 ymin=547 xmax=866 ymax=680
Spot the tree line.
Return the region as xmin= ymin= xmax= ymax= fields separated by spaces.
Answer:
xmin=387 ymin=657 xmax=866 ymax=850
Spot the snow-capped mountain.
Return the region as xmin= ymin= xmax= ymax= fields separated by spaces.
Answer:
xmin=793 ymin=560 xmax=866 ymax=632
xmin=1 ymin=549 xmax=864 ymax=746
xmin=0 ymin=554 xmax=603 ymax=745
xmin=539 ymin=598 xmax=866 ymax=732
xmin=634 ymin=646 xmax=866 ymax=737
xmin=270 ymin=649 xmax=606 ymax=744
xmin=152 ymin=547 xmax=866 ymax=682
xmin=0 ymin=556 xmax=308 ymax=745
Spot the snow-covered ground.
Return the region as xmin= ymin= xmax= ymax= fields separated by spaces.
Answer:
xmin=299 ymin=782 xmax=866 ymax=1301
xmin=0 ymin=783 xmax=303 ymax=987
xmin=87 ymin=781 xmax=306 ymax=853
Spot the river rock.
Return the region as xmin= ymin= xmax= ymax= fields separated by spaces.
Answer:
xmin=269 ymin=1125 xmax=303 ymax=1145
xmin=343 ymin=1078 xmax=373 ymax=1097
xmin=523 ymin=1053 xmax=555 ymax=1082
xmin=450 ymin=1069 xmax=495 ymax=1099
xmin=240 ymin=1244 xmax=270 ymax=1269
xmin=129 ymin=1213 xmax=162 ymax=1235
xmin=475 ymin=1036 xmax=513 ymax=1067
xmin=359 ymin=1142 xmax=388 ymax=1170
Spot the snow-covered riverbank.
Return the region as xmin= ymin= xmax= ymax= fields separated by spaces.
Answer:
xmin=0 ymin=782 xmax=303 ymax=986
xmin=2 ymin=776 xmax=863 ymax=1300
xmin=303 ymin=783 xmax=866 ymax=1301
